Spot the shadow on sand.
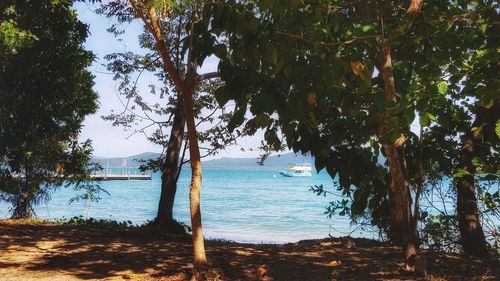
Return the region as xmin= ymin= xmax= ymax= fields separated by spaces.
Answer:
xmin=0 ymin=221 xmax=497 ymax=280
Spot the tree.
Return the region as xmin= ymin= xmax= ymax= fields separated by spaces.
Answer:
xmin=201 ymin=0 xmax=498 ymax=267
xmin=99 ymin=0 xmax=223 ymax=277
xmin=0 ymin=0 xmax=100 ymax=218
xmin=203 ymin=0 xmax=422 ymax=268
xmin=100 ymin=27 xmax=237 ymax=228
xmin=455 ymin=103 xmax=498 ymax=258
xmin=423 ymin=1 xmax=499 ymax=257
xmin=96 ymin=2 xmax=190 ymax=227
xmin=133 ymin=0 xmax=208 ymax=274
xmin=401 ymin=1 xmax=499 ymax=258
xmin=452 ymin=6 xmax=498 ymax=257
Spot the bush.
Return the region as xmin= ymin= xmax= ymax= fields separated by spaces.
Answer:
xmin=57 ymin=216 xmax=133 ymax=229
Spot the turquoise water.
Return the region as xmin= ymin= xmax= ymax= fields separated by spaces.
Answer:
xmin=0 ymin=168 xmax=378 ymax=243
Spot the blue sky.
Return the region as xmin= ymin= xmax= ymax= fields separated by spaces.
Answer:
xmin=74 ymin=2 xmax=263 ymax=159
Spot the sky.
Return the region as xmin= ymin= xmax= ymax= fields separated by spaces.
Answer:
xmin=73 ymin=3 xmax=420 ymax=160
xmin=73 ymin=2 xmax=265 ymax=159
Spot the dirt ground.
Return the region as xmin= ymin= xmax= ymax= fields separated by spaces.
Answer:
xmin=0 ymin=220 xmax=498 ymax=281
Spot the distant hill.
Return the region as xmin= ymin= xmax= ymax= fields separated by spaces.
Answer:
xmin=92 ymin=152 xmax=312 ymax=169
xmin=203 ymin=152 xmax=313 ymax=169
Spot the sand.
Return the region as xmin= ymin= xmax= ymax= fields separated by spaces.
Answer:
xmin=0 ymin=220 xmax=498 ymax=280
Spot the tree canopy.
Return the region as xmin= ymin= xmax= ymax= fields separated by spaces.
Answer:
xmin=0 ymin=0 xmax=100 ymax=218
xmin=196 ymin=0 xmax=500 ymax=260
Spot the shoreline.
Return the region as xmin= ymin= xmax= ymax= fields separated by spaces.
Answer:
xmin=1 ymin=219 xmax=498 ymax=280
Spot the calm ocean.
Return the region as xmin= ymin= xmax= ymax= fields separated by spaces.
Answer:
xmin=0 ymin=168 xmax=379 ymax=243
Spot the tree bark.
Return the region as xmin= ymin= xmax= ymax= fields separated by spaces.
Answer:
xmin=12 ymin=159 xmax=33 ymax=219
xmin=456 ymin=150 xmax=489 ymax=258
xmin=156 ymin=95 xmax=185 ymax=225
xmin=378 ymin=37 xmax=416 ymax=265
xmin=12 ymin=191 xmax=31 ymax=219
xmin=183 ymin=79 xmax=208 ymax=273
xmin=383 ymin=145 xmax=415 ymax=254
xmin=455 ymin=102 xmax=500 ymax=258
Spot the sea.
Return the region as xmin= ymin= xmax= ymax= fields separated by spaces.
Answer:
xmin=0 ymin=167 xmax=379 ymax=243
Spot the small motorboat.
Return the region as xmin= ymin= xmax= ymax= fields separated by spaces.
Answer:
xmin=279 ymin=163 xmax=312 ymax=177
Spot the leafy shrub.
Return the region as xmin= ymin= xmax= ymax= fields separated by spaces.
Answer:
xmin=57 ymin=216 xmax=133 ymax=228
xmin=420 ymin=214 xmax=460 ymax=253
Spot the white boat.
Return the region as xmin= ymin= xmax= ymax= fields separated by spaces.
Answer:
xmin=279 ymin=163 xmax=312 ymax=177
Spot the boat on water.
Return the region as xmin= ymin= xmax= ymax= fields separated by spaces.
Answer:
xmin=279 ymin=163 xmax=312 ymax=177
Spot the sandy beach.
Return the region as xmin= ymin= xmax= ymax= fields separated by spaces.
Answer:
xmin=0 ymin=220 xmax=498 ymax=281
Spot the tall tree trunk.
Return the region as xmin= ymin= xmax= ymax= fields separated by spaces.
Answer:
xmin=182 ymin=77 xmax=208 ymax=273
xmin=456 ymin=143 xmax=489 ymax=258
xmin=383 ymin=144 xmax=416 ymax=259
xmin=156 ymin=95 xmax=185 ymax=225
xmin=12 ymin=158 xmax=33 ymax=219
xmin=12 ymin=191 xmax=31 ymax=219
xmin=455 ymin=101 xmax=500 ymax=258
xmin=132 ymin=2 xmax=209 ymax=275
xmin=379 ymin=37 xmax=416 ymax=265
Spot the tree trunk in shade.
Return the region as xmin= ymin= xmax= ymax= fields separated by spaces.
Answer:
xmin=156 ymin=96 xmax=185 ymax=225
xmin=456 ymin=159 xmax=489 ymax=258
xmin=378 ymin=37 xmax=416 ymax=267
xmin=456 ymin=101 xmax=499 ymax=258
xmin=383 ymin=144 xmax=416 ymax=262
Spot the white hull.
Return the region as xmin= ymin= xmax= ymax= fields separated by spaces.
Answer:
xmin=279 ymin=163 xmax=312 ymax=177
xmin=279 ymin=171 xmax=312 ymax=177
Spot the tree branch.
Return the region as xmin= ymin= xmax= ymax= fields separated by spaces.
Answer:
xmin=396 ymin=0 xmax=424 ymax=35
xmin=129 ymin=0 xmax=189 ymax=94
xmin=276 ymin=31 xmax=380 ymax=47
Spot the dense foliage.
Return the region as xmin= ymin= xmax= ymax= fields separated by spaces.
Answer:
xmin=0 ymin=0 xmax=101 ymax=218
xmin=195 ymin=0 xmax=499 ymax=258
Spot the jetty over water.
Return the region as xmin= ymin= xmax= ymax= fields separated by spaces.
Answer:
xmin=90 ymin=173 xmax=151 ymax=180
xmin=91 ymin=159 xmax=152 ymax=180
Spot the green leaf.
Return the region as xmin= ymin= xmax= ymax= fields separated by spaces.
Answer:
xmin=496 ymin=120 xmax=500 ymax=138
xmin=482 ymin=99 xmax=494 ymax=109
xmin=419 ymin=113 xmax=435 ymax=126
xmin=214 ymin=86 xmax=231 ymax=106
xmin=437 ymin=81 xmax=448 ymax=95
xmin=453 ymin=169 xmax=471 ymax=179
xmin=253 ymin=113 xmax=272 ymax=128
xmin=361 ymin=24 xmax=375 ymax=33
xmin=213 ymin=44 xmax=227 ymax=59
xmin=325 ymin=162 xmax=336 ymax=178
xmin=264 ymin=45 xmax=278 ymax=65
xmin=257 ymin=0 xmax=274 ymax=10
xmin=227 ymin=103 xmax=247 ymax=132
xmin=314 ymin=156 xmax=326 ymax=172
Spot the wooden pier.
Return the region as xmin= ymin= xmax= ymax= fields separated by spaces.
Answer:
xmin=91 ymin=158 xmax=152 ymax=180
xmin=90 ymin=174 xmax=152 ymax=180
